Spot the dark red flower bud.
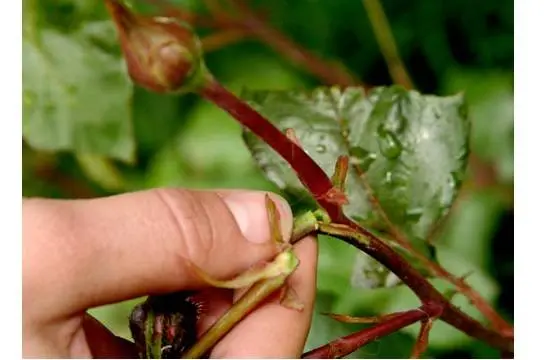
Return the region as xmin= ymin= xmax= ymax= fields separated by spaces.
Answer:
xmin=105 ymin=0 xmax=210 ymax=93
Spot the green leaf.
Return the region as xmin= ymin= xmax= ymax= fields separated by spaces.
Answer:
xmin=89 ymin=298 xmax=144 ymax=341
xmin=23 ymin=20 xmax=135 ymax=162
xmin=242 ymin=86 xmax=470 ymax=258
xmin=443 ymin=69 xmax=513 ymax=183
xmin=438 ymin=188 xmax=505 ymax=270
xmin=350 ymin=251 xmax=401 ymax=289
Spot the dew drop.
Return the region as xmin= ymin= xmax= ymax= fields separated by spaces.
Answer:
xmin=349 ymin=146 xmax=377 ymax=172
xmin=384 ymin=170 xmax=408 ymax=187
xmin=439 ymin=173 xmax=458 ymax=208
xmin=405 ymin=207 xmax=423 ymax=222
xmin=341 ymin=127 xmax=350 ymax=138
xmin=361 ymin=153 xmax=377 ymax=172
xmin=377 ymin=131 xmax=403 ymax=159
xmin=315 ymin=144 xmax=327 ymax=153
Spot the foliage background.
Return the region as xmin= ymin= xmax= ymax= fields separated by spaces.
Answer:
xmin=22 ymin=0 xmax=513 ymax=358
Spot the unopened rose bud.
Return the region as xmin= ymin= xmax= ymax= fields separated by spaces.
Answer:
xmin=129 ymin=291 xmax=200 ymax=359
xmin=105 ymin=0 xmax=210 ymax=93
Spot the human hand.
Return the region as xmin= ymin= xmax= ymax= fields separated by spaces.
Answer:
xmin=23 ymin=188 xmax=318 ymax=358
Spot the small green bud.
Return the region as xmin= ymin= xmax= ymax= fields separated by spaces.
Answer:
xmin=105 ymin=0 xmax=211 ymax=93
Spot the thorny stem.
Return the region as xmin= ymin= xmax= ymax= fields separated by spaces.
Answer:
xmin=361 ymin=0 xmax=414 ymax=89
xmin=318 ymin=223 xmax=513 ymax=353
xmin=361 ymin=183 xmax=513 ymax=334
xmin=302 ymin=304 xmax=441 ymax=359
xmin=199 ymin=79 xmax=344 ymax=221
xmin=198 ymin=77 xmax=513 ymax=353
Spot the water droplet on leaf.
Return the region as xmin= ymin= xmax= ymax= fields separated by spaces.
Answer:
xmin=384 ymin=170 xmax=408 ymax=187
xmin=316 ymin=144 xmax=327 ymax=153
xmin=349 ymin=147 xmax=377 ymax=172
xmin=341 ymin=127 xmax=349 ymax=138
xmin=405 ymin=208 xmax=423 ymax=222
xmin=377 ymin=130 xmax=402 ymax=159
xmin=439 ymin=173 xmax=458 ymax=208
xmin=361 ymin=153 xmax=377 ymax=172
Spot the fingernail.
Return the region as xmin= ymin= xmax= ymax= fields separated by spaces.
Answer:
xmin=223 ymin=192 xmax=293 ymax=244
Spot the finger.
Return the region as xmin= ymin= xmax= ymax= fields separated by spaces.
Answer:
xmin=211 ymin=235 xmax=318 ymax=358
xmin=23 ymin=188 xmax=292 ymax=321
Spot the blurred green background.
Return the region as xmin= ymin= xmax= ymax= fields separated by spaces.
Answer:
xmin=23 ymin=0 xmax=513 ymax=358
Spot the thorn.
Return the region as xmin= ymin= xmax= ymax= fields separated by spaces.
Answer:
xmin=442 ymin=288 xmax=459 ymax=302
xmin=410 ymin=318 xmax=434 ymax=359
xmin=331 ymin=155 xmax=349 ymax=191
xmin=458 ymin=270 xmax=474 ymax=282
xmin=318 ymin=155 xmax=350 ymax=206
xmin=320 ymin=187 xmax=349 ymax=206
xmin=284 ymin=128 xmax=302 ymax=147
xmin=444 ymin=271 xmax=474 ymax=302
xmin=279 ymin=285 xmax=304 ymax=311
xmin=265 ymin=194 xmax=286 ymax=249
xmin=322 ymin=312 xmax=404 ymax=324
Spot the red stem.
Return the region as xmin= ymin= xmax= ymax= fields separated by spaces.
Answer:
xmin=302 ymin=305 xmax=438 ymax=359
xmin=327 ymin=229 xmax=514 ymax=352
xmin=200 ymin=80 xmax=344 ymax=221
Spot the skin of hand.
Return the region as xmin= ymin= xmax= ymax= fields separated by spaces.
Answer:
xmin=23 ymin=188 xmax=318 ymax=358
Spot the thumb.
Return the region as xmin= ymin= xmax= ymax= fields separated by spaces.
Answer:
xmin=23 ymin=188 xmax=292 ymax=317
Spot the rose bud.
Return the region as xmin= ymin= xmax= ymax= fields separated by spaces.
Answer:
xmin=104 ymin=0 xmax=210 ymax=93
